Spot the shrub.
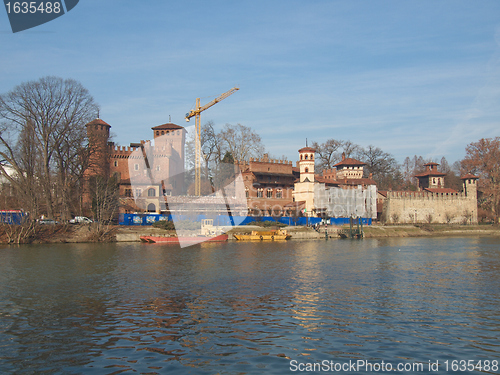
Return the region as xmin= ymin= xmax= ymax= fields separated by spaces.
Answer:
xmin=152 ymin=220 xmax=176 ymax=230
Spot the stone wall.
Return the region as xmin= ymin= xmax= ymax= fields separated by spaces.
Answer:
xmin=382 ymin=191 xmax=477 ymax=224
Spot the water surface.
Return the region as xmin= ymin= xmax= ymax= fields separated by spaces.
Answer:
xmin=0 ymin=237 xmax=499 ymax=374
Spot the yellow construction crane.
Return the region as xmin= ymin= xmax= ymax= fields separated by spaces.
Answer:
xmin=185 ymin=87 xmax=239 ymax=196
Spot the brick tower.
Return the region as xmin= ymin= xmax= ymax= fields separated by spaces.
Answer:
xmin=85 ymin=118 xmax=111 ymax=178
xmin=83 ymin=118 xmax=111 ymax=208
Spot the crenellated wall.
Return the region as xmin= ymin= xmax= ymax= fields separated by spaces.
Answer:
xmin=382 ymin=189 xmax=477 ymax=224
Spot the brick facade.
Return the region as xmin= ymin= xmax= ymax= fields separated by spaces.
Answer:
xmin=85 ymin=119 xmax=186 ymax=214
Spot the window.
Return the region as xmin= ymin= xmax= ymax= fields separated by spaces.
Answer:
xmin=114 ymin=160 xmax=118 ymax=167
xmin=147 ymin=203 xmax=156 ymax=212
xmin=148 ymin=188 xmax=155 ymax=197
xmin=267 ymin=189 xmax=273 ymax=198
xmin=161 ymin=131 xmax=164 ymax=135
xmin=156 ymin=131 xmax=159 ymax=136
xmin=305 ymin=154 xmax=308 ymax=160
xmin=257 ymin=188 xmax=263 ymax=198
xmin=134 ymin=164 xmax=139 ymax=171
xmin=125 ymin=189 xmax=132 ymax=197
xmin=276 ymin=189 xmax=282 ymax=199
xmin=305 ymin=167 xmax=309 ymax=173
xmin=166 ymin=131 xmax=169 ymax=135
xmin=245 ymin=189 xmax=249 ymax=198
xmin=156 ymin=165 xmax=161 ymax=171
xmin=135 ymin=189 xmax=142 ymax=197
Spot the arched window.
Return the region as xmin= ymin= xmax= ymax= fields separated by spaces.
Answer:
xmin=305 ymin=154 xmax=308 ymax=160
xmin=266 ymin=189 xmax=273 ymax=198
xmin=257 ymin=188 xmax=263 ymax=198
xmin=300 ymin=155 xmax=303 ymax=160
xmin=147 ymin=203 xmax=156 ymax=212
xmin=166 ymin=131 xmax=170 ymax=135
xmin=310 ymin=154 xmax=314 ymax=160
xmin=148 ymin=188 xmax=155 ymax=197
xmin=156 ymin=131 xmax=159 ymax=136
xmin=161 ymin=131 xmax=164 ymax=135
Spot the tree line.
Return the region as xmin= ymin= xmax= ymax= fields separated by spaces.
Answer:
xmin=0 ymin=76 xmax=99 ymax=222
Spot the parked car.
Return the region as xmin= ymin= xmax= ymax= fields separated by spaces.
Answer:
xmin=69 ymin=216 xmax=93 ymax=224
xmin=38 ymin=219 xmax=58 ymax=225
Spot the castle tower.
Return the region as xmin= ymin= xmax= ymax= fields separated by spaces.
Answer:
xmin=150 ymin=122 xmax=186 ymax=196
xmin=83 ymin=118 xmax=111 ymax=210
xmin=461 ymin=173 xmax=479 ymax=224
xmin=333 ymin=152 xmax=366 ymax=180
xmin=461 ymin=173 xmax=479 ymax=199
xmin=298 ymin=146 xmax=316 ymax=182
xmin=415 ymin=162 xmax=445 ymax=190
xmin=85 ymin=118 xmax=111 ymax=178
xmin=293 ymin=146 xmax=316 ymax=217
xmin=151 ymin=123 xmax=185 ymax=162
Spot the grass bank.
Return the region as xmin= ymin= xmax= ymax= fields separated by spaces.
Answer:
xmin=363 ymin=224 xmax=500 ymax=238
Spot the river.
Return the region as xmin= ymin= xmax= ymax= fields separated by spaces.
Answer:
xmin=0 ymin=237 xmax=499 ymax=374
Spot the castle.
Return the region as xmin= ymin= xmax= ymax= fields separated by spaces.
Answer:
xmin=378 ymin=163 xmax=479 ymax=224
xmin=84 ymin=119 xmax=479 ymax=224
xmin=85 ymin=118 xmax=186 ymax=215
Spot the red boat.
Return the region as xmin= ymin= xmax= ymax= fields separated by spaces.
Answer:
xmin=140 ymin=234 xmax=228 ymax=244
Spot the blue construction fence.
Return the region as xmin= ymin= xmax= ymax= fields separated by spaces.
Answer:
xmin=119 ymin=213 xmax=371 ymax=226
xmin=0 ymin=210 xmax=29 ymax=225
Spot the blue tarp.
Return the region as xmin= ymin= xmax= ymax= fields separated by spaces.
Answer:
xmin=0 ymin=211 xmax=28 ymax=225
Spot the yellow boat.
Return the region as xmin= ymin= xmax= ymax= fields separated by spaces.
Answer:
xmin=233 ymin=229 xmax=291 ymax=241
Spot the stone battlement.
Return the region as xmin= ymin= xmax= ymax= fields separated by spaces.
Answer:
xmin=386 ymin=191 xmax=465 ymax=199
xmin=244 ymin=158 xmax=292 ymax=165
xmin=110 ymin=145 xmax=138 ymax=153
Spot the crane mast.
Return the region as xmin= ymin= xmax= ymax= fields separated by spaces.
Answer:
xmin=185 ymin=87 xmax=239 ymax=196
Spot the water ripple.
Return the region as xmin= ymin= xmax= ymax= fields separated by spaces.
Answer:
xmin=0 ymin=238 xmax=499 ymax=374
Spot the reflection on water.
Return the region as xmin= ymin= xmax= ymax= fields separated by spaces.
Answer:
xmin=0 ymin=237 xmax=499 ymax=374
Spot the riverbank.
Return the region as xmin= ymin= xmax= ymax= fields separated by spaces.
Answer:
xmin=115 ymin=223 xmax=500 ymax=242
xmin=1 ymin=223 xmax=499 ymax=244
xmin=363 ymin=224 xmax=500 ymax=238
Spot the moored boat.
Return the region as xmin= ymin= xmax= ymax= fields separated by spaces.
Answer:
xmin=233 ymin=229 xmax=291 ymax=241
xmin=140 ymin=234 xmax=228 ymax=244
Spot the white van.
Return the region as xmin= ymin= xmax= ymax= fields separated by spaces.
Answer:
xmin=69 ymin=216 xmax=93 ymax=224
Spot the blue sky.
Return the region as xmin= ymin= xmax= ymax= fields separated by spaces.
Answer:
xmin=1 ymin=0 xmax=500 ymax=164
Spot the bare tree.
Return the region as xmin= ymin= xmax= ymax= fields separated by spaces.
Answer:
xmin=312 ymin=139 xmax=361 ymax=172
xmin=89 ymin=174 xmax=119 ymax=240
xmin=461 ymin=137 xmax=500 ymax=221
xmin=311 ymin=139 xmax=342 ymax=171
xmin=0 ymin=76 xmax=98 ymax=220
xmin=358 ymin=145 xmax=402 ymax=190
xmin=219 ymin=123 xmax=265 ymax=162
